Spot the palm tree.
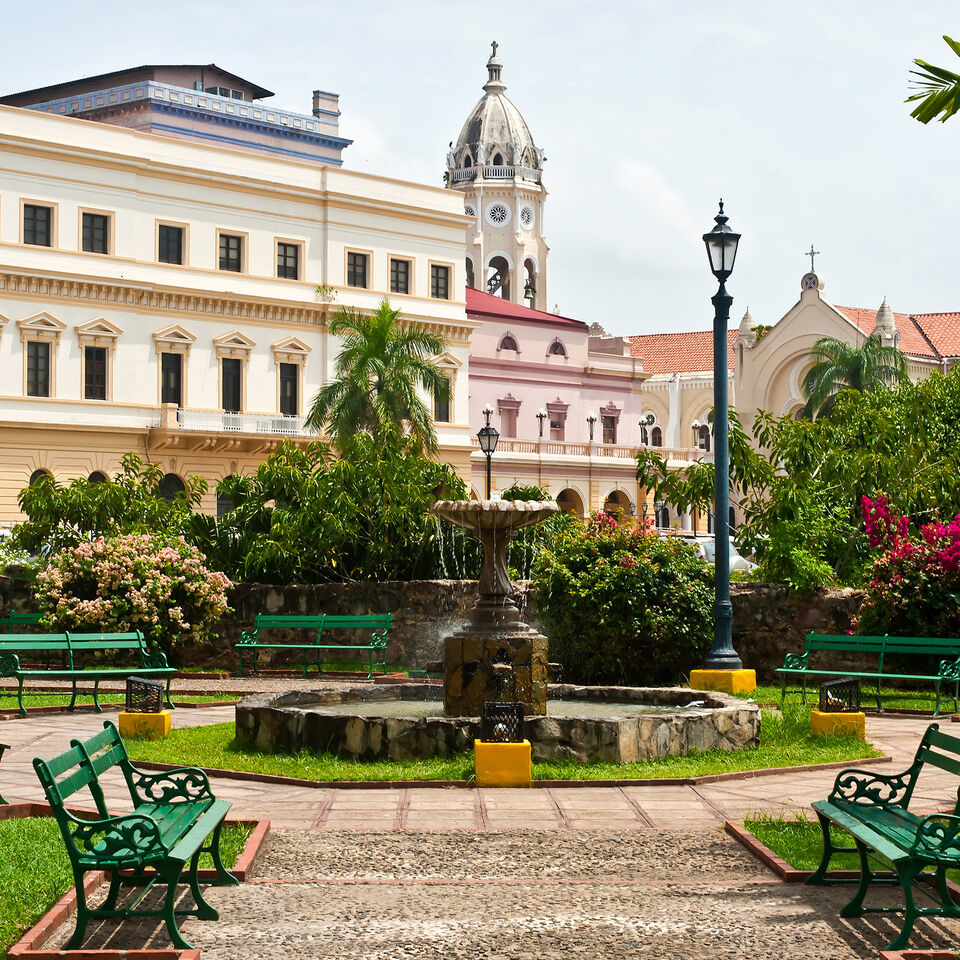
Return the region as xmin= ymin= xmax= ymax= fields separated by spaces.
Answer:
xmin=801 ymin=335 xmax=909 ymax=418
xmin=906 ymin=35 xmax=960 ymax=123
xmin=306 ymin=298 xmax=450 ymax=454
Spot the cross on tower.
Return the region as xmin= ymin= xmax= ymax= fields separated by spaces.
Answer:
xmin=805 ymin=244 xmax=820 ymax=273
xmin=491 ymin=41 xmax=498 ymax=57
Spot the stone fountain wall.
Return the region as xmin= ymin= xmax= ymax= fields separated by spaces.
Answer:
xmin=235 ymin=684 xmax=761 ymax=764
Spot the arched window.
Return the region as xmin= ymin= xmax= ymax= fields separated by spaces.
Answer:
xmin=464 ymin=155 xmax=472 ymax=168
xmin=159 ymin=473 xmax=186 ymax=503
xmin=604 ymin=490 xmax=630 ymax=516
xmin=28 ymin=469 xmax=52 ymax=486
xmin=88 ymin=471 xmax=108 ymax=484
xmin=487 ymin=256 xmax=511 ymax=299
xmin=548 ymin=339 xmax=566 ymax=357
xmin=498 ymin=334 xmax=518 ymax=352
xmin=655 ymin=503 xmax=670 ymax=528
xmin=217 ymin=481 xmax=236 ymax=517
xmin=651 ymin=426 xmax=663 ymax=447
xmin=697 ymin=424 xmax=711 ymax=452
xmin=465 ymin=258 xmax=475 ymax=289
xmin=556 ymin=488 xmax=584 ymax=517
xmin=493 ymin=153 xmax=503 ymax=166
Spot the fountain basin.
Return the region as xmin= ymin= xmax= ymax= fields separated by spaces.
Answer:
xmin=235 ymin=684 xmax=760 ymax=764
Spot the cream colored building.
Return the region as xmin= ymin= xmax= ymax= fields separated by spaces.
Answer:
xmin=0 ymin=69 xmax=476 ymax=521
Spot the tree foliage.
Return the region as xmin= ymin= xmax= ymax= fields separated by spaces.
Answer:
xmin=305 ymin=299 xmax=450 ymax=455
xmin=801 ymin=335 xmax=908 ymax=418
xmin=907 ymin=35 xmax=960 ymax=124
xmin=637 ymin=367 xmax=960 ymax=588
xmin=14 ymin=453 xmax=206 ymax=556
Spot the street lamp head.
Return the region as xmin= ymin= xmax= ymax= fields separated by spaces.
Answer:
xmin=477 ymin=423 xmax=500 ymax=455
xmin=537 ymin=408 xmax=547 ymax=418
xmin=702 ymin=199 xmax=740 ymax=283
xmin=586 ymin=412 xmax=597 ymax=423
xmin=482 ymin=403 xmax=494 ymax=427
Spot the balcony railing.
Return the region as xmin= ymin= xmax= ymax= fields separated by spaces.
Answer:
xmin=176 ymin=409 xmax=310 ymax=436
xmin=474 ymin=438 xmax=712 ymax=462
xmin=449 ymin=165 xmax=541 ymax=184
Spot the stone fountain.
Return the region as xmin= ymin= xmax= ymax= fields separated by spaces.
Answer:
xmin=428 ymin=498 xmax=558 ymax=717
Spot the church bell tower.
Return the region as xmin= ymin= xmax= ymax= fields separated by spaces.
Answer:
xmin=446 ymin=42 xmax=549 ymax=311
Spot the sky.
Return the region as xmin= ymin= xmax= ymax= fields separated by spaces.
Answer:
xmin=7 ymin=1 xmax=960 ymax=335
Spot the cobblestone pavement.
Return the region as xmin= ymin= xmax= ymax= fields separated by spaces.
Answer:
xmin=45 ymin=830 xmax=960 ymax=959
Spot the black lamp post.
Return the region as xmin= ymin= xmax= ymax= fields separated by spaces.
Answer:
xmin=702 ymin=200 xmax=742 ymax=671
xmin=477 ymin=403 xmax=499 ymax=499
xmin=586 ymin=412 xmax=597 ymax=443
xmin=536 ymin=408 xmax=547 ymax=439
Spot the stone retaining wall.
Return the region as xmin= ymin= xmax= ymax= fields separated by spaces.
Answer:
xmin=0 ymin=575 xmax=866 ymax=680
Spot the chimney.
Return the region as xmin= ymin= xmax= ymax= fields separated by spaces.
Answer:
xmin=312 ymin=90 xmax=321 ymax=117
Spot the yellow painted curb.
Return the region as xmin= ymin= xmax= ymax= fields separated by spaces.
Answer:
xmin=474 ymin=739 xmax=532 ymax=787
xmin=810 ymin=709 xmax=865 ymax=739
xmin=689 ymin=668 xmax=757 ymax=694
xmin=118 ymin=710 xmax=172 ymax=740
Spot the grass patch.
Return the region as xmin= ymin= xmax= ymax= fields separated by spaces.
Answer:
xmin=125 ymin=705 xmax=880 ymax=783
xmin=730 ymin=682 xmax=959 ymax=714
xmin=0 ymin=692 xmax=239 ymax=711
xmin=0 ymin=818 xmax=250 ymax=959
xmin=745 ymin=812 xmax=859 ymax=871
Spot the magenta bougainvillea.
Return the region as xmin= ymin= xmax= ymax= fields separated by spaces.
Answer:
xmin=857 ymin=496 xmax=960 ymax=635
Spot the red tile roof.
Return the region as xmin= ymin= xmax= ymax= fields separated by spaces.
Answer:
xmin=912 ymin=312 xmax=960 ymax=358
xmin=628 ymin=329 xmax=738 ymax=374
xmin=465 ymin=286 xmax=587 ymax=329
xmin=833 ymin=306 xmax=938 ymax=360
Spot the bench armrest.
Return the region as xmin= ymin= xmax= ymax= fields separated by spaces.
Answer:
xmin=370 ymin=628 xmax=389 ymax=649
xmin=781 ymin=651 xmax=808 ymax=670
xmin=0 ymin=652 xmax=21 ymax=675
xmin=237 ymin=630 xmax=257 ymax=645
xmin=828 ymin=767 xmax=916 ymax=807
xmin=912 ymin=814 xmax=960 ymax=860
xmin=141 ymin=650 xmax=171 ymax=669
xmin=938 ymin=658 xmax=960 ymax=681
xmin=67 ymin=811 xmax=164 ymax=862
xmin=128 ymin=764 xmax=215 ymax=804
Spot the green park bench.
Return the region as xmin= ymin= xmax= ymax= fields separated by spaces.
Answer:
xmin=0 ymin=611 xmax=43 ymax=632
xmin=236 ymin=612 xmax=392 ymax=679
xmin=0 ymin=630 xmax=176 ymax=716
xmin=34 ymin=720 xmax=237 ymax=950
xmin=808 ymin=722 xmax=960 ymax=950
xmin=775 ymin=633 xmax=960 ymax=716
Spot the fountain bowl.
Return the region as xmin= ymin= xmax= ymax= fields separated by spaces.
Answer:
xmin=235 ymin=684 xmax=761 ymax=765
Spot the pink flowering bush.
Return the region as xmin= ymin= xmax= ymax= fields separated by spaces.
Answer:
xmin=857 ymin=496 xmax=960 ymax=636
xmin=533 ymin=511 xmax=714 ymax=685
xmin=34 ymin=534 xmax=232 ymax=652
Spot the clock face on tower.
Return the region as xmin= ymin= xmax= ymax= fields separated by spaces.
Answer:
xmin=801 ymin=273 xmax=820 ymax=290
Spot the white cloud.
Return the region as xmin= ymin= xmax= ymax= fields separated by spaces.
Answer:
xmin=616 ymin=160 xmax=702 ymax=242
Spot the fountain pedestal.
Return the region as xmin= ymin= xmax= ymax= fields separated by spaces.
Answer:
xmin=430 ymin=499 xmax=557 ymax=717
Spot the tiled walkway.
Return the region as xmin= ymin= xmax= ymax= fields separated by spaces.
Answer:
xmin=2 ymin=704 xmax=957 ymax=829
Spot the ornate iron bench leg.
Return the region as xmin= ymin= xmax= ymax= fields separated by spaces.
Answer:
xmin=65 ymin=864 xmax=92 ymax=950
xmin=165 ymin=677 xmax=175 ymax=711
xmin=203 ymin=819 xmax=239 ymax=887
xmin=839 ymin=838 xmax=874 ymax=918
xmin=886 ymin=860 xmax=923 ymax=951
xmin=159 ymin=860 xmax=195 ymax=951
xmin=807 ymin=810 xmax=855 ymax=885
xmin=187 ymin=848 xmax=219 ymax=921
xmin=93 ymin=679 xmax=103 ymax=713
xmin=17 ymin=678 xmax=27 ymax=718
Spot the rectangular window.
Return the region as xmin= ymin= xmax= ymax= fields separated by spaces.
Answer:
xmin=501 ymin=409 xmax=517 ymax=438
xmin=346 ymin=252 xmax=368 ymax=288
xmin=219 ymin=233 xmax=242 ymax=272
xmin=158 ymin=225 xmax=184 ymax=265
xmin=23 ymin=205 xmax=52 ymax=247
xmin=279 ymin=363 xmax=298 ymax=416
xmin=549 ymin=417 xmax=564 ymax=441
xmin=82 ymin=213 xmax=109 ymax=254
xmin=433 ymin=376 xmax=450 ymax=423
xmin=26 ymin=341 xmax=50 ymax=397
xmin=222 ymin=358 xmax=242 ymax=412
xmin=390 ymin=258 xmax=410 ymax=294
xmin=277 ymin=242 xmax=300 ymax=280
xmin=430 ymin=264 xmax=450 ymax=300
xmin=161 ymin=352 xmax=183 ymax=406
xmin=84 ymin=346 xmax=107 ymax=400
xmin=602 ymin=415 xmax=617 ymax=445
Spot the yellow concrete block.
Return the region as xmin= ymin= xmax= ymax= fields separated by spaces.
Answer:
xmin=474 ymin=739 xmax=532 ymax=787
xmin=810 ymin=709 xmax=865 ymax=739
xmin=118 ymin=710 xmax=172 ymax=740
xmin=689 ymin=668 xmax=757 ymax=694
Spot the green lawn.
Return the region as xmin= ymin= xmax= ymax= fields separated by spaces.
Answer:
xmin=0 ymin=818 xmax=250 ymax=960
xmin=0 ymin=692 xmax=239 ymax=711
xmin=124 ymin=706 xmax=880 ymax=783
xmin=730 ymin=682 xmax=959 ymax=714
xmin=745 ymin=812 xmax=860 ymax=871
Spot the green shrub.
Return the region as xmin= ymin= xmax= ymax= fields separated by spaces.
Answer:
xmin=34 ymin=534 xmax=231 ymax=652
xmin=533 ymin=513 xmax=714 ymax=685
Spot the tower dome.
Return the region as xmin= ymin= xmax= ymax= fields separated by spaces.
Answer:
xmin=446 ymin=42 xmax=549 ymax=311
xmin=450 ymin=43 xmax=543 ymax=173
